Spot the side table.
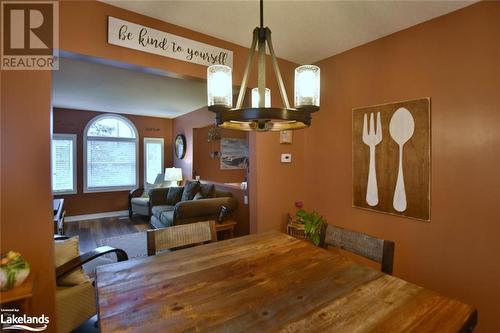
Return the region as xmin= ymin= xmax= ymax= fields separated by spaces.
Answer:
xmin=214 ymin=220 xmax=237 ymax=240
xmin=0 ymin=273 xmax=35 ymax=314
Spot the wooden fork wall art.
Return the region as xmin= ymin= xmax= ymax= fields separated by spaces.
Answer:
xmin=352 ymin=98 xmax=430 ymax=221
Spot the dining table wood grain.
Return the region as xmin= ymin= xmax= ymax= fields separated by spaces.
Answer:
xmin=96 ymin=231 xmax=477 ymax=333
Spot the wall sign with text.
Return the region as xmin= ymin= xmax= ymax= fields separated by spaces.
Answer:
xmin=108 ymin=17 xmax=233 ymax=67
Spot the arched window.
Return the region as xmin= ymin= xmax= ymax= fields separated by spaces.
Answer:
xmin=84 ymin=114 xmax=138 ymax=192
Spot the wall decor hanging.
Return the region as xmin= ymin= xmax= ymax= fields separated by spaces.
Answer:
xmin=280 ymin=130 xmax=293 ymax=144
xmin=175 ymin=134 xmax=186 ymax=159
xmin=352 ymin=98 xmax=430 ymax=221
xmin=220 ymin=138 xmax=249 ymax=170
xmin=207 ymin=126 xmax=221 ymax=159
xmin=108 ymin=17 xmax=233 ymax=67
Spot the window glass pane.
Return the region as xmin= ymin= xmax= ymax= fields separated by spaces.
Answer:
xmin=52 ymin=137 xmax=75 ymax=193
xmin=87 ymin=140 xmax=136 ymax=188
xmin=117 ymin=120 xmax=134 ymax=138
xmin=145 ymin=140 xmax=163 ymax=184
xmin=87 ymin=117 xmax=135 ymax=138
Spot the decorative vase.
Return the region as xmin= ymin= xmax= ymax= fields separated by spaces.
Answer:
xmin=0 ymin=251 xmax=31 ymax=291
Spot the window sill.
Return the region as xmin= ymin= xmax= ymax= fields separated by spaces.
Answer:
xmin=53 ymin=190 xmax=77 ymax=195
xmin=83 ymin=187 xmax=136 ymax=194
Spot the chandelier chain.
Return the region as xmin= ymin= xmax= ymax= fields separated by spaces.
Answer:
xmin=260 ymin=0 xmax=264 ymax=29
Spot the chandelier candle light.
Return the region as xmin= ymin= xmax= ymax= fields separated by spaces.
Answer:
xmin=251 ymin=87 xmax=271 ymax=107
xmin=207 ymin=0 xmax=320 ymax=131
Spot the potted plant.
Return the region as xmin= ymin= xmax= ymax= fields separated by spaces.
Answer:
xmin=288 ymin=201 xmax=326 ymax=246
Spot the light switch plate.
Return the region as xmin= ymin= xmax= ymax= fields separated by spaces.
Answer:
xmin=281 ymin=153 xmax=292 ymax=163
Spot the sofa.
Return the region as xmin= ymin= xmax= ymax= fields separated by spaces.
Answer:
xmin=149 ymin=181 xmax=237 ymax=229
xmin=129 ymin=173 xmax=168 ymax=217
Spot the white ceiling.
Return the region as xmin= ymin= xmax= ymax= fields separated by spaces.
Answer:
xmin=103 ymin=0 xmax=475 ymax=64
xmin=52 ymin=57 xmax=207 ymax=118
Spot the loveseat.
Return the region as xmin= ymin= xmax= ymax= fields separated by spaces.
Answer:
xmin=149 ymin=181 xmax=237 ymax=229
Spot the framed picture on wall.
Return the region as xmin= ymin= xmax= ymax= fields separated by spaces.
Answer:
xmin=220 ymin=138 xmax=248 ymax=170
xmin=280 ymin=130 xmax=293 ymax=144
xmin=352 ymin=98 xmax=431 ymax=221
xmin=175 ymin=134 xmax=186 ymax=159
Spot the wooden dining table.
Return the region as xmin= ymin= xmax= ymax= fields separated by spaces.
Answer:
xmin=96 ymin=231 xmax=477 ymax=333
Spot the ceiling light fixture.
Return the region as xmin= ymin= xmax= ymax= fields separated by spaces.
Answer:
xmin=207 ymin=0 xmax=320 ymax=132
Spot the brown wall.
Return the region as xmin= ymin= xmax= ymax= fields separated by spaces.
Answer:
xmin=304 ymin=2 xmax=500 ymax=332
xmin=172 ymin=107 xmax=214 ymax=180
xmin=53 ymin=108 xmax=173 ymax=216
xmin=249 ymin=130 xmax=307 ymax=233
xmin=193 ymin=126 xmax=248 ymax=184
xmin=1 ymin=72 xmax=56 ymax=324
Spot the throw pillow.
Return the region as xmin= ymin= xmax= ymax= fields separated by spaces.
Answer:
xmin=193 ymin=192 xmax=204 ymax=200
xmin=181 ymin=181 xmax=200 ymax=201
xmin=199 ymin=183 xmax=216 ymax=198
xmin=54 ymin=236 xmax=91 ymax=286
xmin=166 ymin=186 xmax=184 ymax=205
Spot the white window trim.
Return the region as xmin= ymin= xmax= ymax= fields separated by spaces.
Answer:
xmin=83 ymin=114 xmax=139 ymax=193
xmin=52 ymin=133 xmax=77 ymax=195
xmin=144 ymin=137 xmax=165 ymax=185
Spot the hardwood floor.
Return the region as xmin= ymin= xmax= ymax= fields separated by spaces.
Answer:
xmin=65 ymin=215 xmax=150 ymax=253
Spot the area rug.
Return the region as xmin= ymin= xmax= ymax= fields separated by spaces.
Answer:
xmin=98 ymin=231 xmax=148 ymax=259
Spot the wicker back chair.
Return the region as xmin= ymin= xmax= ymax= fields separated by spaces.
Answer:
xmin=147 ymin=221 xmax=218 ymax=256
xmin=320 ymin=224 xmax=395 ymax=275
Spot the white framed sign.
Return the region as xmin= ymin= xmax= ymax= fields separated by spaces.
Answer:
xmin=108 ymin=17 xmax=233 ymax=67
xmin=280 ymin=130 xmax=293 ymax=144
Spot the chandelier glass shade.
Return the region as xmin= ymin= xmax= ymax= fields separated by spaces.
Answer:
xmin=207 ymin=0 xmax=320 ymax=132
xmin=251 ymin=87 xmax=271 ymax=107
xmin=295 ymin=65 xmax=320 ymax=107
xmin=207 ymin=65 xmax=232 ymax=108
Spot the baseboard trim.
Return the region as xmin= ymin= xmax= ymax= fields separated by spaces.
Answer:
xmin=65 ymin=210 xmax=129 ymax=222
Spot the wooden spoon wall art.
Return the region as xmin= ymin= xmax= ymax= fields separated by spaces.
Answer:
xmin=389 ymin=108 xmax=415 ymax=212
xmin=352 ymin=98 xmax=430 ymax=221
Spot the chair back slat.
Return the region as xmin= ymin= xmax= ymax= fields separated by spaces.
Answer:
xmin=147 ymin=221 xmax=217 ymax=256
xmin=322 ymin=224 xmax=395 ymax=275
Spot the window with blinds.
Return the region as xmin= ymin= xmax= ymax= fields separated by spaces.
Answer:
xmin=52 ymin=134 xmax=77 ymax=194
xmin=144 ymin=138 xmax=164 ymax=184
xmin=84 ymin=114 xmax=138 ymax=192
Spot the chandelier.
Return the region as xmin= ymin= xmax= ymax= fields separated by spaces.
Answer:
xmin=207 ymin=0 xmax=320 ymax=132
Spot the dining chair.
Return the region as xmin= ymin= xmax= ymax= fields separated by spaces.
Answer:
xmin=54 ymin=235 xmax=128 ymax=332
xmin=320 ymin=224 xmax=395 ymax=275
xmin=147 ymin=221 xmax=218 ymax=256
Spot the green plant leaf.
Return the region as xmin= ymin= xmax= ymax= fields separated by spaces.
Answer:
xmin=294 ymin=208 xmax=327 ymax=247
xmin=296 ymin=209 xmax=307 ymax=219
xmin=312 ymin=234 xmax=320 ymax=246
